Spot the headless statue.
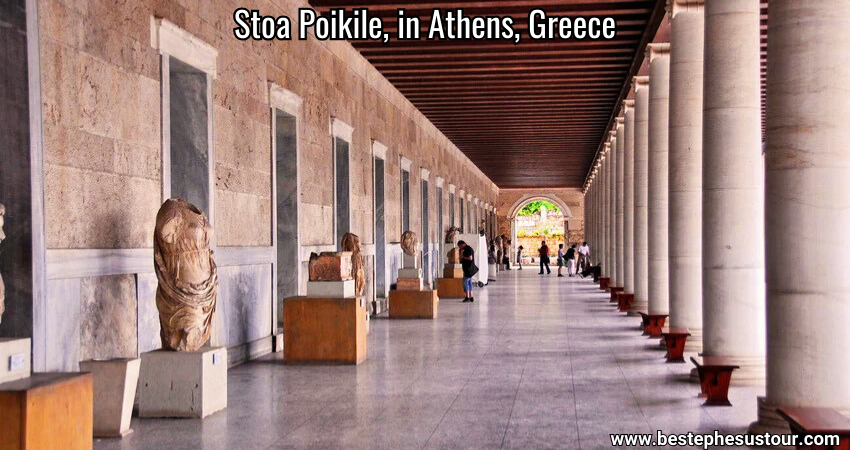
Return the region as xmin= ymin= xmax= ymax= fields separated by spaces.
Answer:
xmin=153 ymin=199 xmax=218 ymax=352
xmin=341 ymin=232 xmax=365 ymax=297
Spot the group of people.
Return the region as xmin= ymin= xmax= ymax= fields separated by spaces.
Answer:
xmin=535 ymin=240 xmax=590 ymax=277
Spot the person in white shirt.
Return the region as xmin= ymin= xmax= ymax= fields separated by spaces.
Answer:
xmin=577 ymin=241 xmax=590 ymax=272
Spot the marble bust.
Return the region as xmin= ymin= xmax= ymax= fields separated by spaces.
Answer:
xmin=401 ymin=230 xmax=418 ymax=256
xmin=445 ymin=226 xmax=459 ymax=244
xmin=153 ymin=199 xmax=218 ymax=352
xmin=0 ymin=204 xmax=5 ymax=324
xmin=341 ymin=232 xmax=365 ymax=296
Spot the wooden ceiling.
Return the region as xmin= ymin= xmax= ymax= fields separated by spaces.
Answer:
xmin=310 ymin=0 xmax=667 ymax=188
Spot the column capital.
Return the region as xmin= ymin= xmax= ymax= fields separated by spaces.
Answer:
xmin=609 ymin=130 xmax=618 ymax=142
xmin=667 ymin=0 xmax=704 ymax=20
xmin=616 ymin=116 xmax=625 ymax=127
xmin=646 ymin=43 xmax=671 ymax=61
xmin=622 ymin=99 xmax=635 ymax=113
xmin=632 ymin=75 xmax=650 ymax=91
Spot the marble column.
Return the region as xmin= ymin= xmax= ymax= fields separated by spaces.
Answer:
xmin=601 ymin=143 xmax=610 ymax=276
xmin=615 ymin=118 xmax=626 ymax=289
xmin=609 ymin=133 xmax=619 ymax=286
xmin=605 ymin=139 xmax=615 ymax=279
xmin=647 ymin=43 xmax=671 ymax=315
xmin=667 ymin=0 xmax=704 ymax=352
xmin=623 ymin=100 xmax=635 ymax=295
xmin=750 ymin=0 xmax=850 ymax=433
xmin=702 ymin=0 xmax=765 ymax=383
xmin=631 ymin=76 xmax=650 ymax=315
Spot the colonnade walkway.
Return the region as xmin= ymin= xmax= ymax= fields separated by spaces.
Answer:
xmin=97 ymin=271 xmax=762 ymax=450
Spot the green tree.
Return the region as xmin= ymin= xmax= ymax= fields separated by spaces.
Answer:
xmin=518 ymin=200 xmax=560 ymax=216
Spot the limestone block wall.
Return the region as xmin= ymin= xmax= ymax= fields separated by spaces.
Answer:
xmin=33 ymin=0 xmax=498 ymax=370
xmin=496 ymin=188 xmax=586 ymax=246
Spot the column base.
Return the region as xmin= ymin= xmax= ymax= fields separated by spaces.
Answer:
xmin=747 ymin=397 xmax=793 ymax=437
xmin=628 ymin=301 xmax=648 ymax=317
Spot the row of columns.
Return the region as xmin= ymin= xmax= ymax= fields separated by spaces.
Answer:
xmin=584 ymin=0 xmax=850 ymax=433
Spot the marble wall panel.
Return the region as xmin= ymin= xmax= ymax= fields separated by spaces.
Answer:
xmin=215 ymin=264 xmax=272 ymax=348
xmin=79 ymin=274 xmax=137 ymax=361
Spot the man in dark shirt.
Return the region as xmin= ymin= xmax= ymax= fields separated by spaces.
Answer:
xmin=458 ymin=240 xmax=476 ymax=303
xmin=565 ymin=244 xmax=577 ymax=277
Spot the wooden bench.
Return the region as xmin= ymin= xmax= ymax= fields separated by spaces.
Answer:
xmin=609 ymin=286 xmax=624 ymax=303
xmin=777 ymin=407 xmax=850 ymax=450
xmin=617 ymin=293 xmax=634 ymax=312
xmin=661 ymin=327 xmax=690 ymax=363
xmin=690 ymin=356 xmax=739 ymax=406
xmin=638 ymin=312 xmax=668 ymax=337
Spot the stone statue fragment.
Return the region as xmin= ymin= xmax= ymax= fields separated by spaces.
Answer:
xmin=447 ymin=247 xmax=460 ymax=264
xmin=445 ymin=226 xmax=459 ymax=244
xmin=309 ymin=252 xmax=353 ymax=281
xmin=0 ymin=204 xmax=5 ymax=325
xmin=154 ymin=198 xmax=218 ymax=352
xmin=341 ymin=232 xmax=365 ymax=296
xmin=401 ymin=230 xmax=419 ymax=256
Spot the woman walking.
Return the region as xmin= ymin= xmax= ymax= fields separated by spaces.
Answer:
xmin=516 ymin=245 xmax=524 ymax=270
xmin=538 ymin=241 xmax=551 ymax=275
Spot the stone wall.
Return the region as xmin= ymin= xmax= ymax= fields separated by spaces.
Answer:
xmin=34 ymin=0 xmax=498 ymax=369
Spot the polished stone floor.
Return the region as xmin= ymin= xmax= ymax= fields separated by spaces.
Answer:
xmin=96 ymin=269 xmax=764 ymax=449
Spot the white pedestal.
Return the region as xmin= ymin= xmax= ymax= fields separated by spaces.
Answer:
xmin=139 ymin=347 xmax=227 ymax=418
xmin=488 ymin=264 xmax=498 ymax=281
xmin=80 ymin=358 xmax=140 ymax=437
xmin=402 ymin=253 xmax=420 ymax=268
xmin=398 ymin=268 xmax=422 ymax=279
xmin=307 ymin=279 xmax=355 ymax=297
xmin=0 ymin=338 xmax=31 ymax=384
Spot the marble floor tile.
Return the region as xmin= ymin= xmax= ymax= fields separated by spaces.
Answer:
xmin=95 ymin=271 xmax=764 ymax=450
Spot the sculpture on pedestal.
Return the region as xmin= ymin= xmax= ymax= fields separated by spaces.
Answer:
xmin=341 ymin=232 xmax=365 ymax=296
xmin=309 ymin=252 xmax=353 ymax=281
xmin=153 ymin=199 xmax=218 ymax=352
xmin=0 ymin=203 xmax=5 ymax=324
xmin=447 ymin=247 xmax=460 ymax=264
xmin=445 ymin=226 xmax=459 ymax=244
xmin=401 ymin=230 xmax=419 ymax=256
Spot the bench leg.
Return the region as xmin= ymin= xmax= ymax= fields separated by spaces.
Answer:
xmin=647 ymin=317 xmax=667 ymax=337
xmin=664 ymin=335 xmax=687 ymax=363
xmin=701 ymin=369 xmax=734 ymax=406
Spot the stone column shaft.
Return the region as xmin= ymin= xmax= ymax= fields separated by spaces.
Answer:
xmin=668 ymin=0 xmax=704 ymax=352
xmin=751 ymin=0 xmax=850 ymax=433
xmin=648 ymin=43 xmax=671 ymax=315
xmin=623 ymin=100 xmax=636 ymax=294
xmin=631 ymin=77 xmax=650 ymax=314
xmin=615 ymin=119 xmax=626 ymax=288
xmin=601 ymin=144 xmax=610 ymax=275
xmin=702 ymin=0 xmax=765 ymax=382
xmin=609 ymin=135 xmax=618 ymax=284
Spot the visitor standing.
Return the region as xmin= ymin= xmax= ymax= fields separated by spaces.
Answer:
xmin=538 ymin=241 xmax=551 ymax=275
xmin=458 ymin=240 xmax=477 ymax=303
xmin=516 ymin=245 xmax=524 ymax=270
xmin=578 ymin=241 xmax=590 ymax=272
xmin=557 ymin=244 xmax=565 ymax=277
xmin=566 ymin=244 xmax=577 ymax=277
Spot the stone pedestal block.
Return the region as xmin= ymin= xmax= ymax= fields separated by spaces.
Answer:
xmin=283 ymin=296 xmax=367 ymax=365
xmin=0 ymin=373 xmax=93 ymax=450
xmin=80 ymin=358 xmax=140 ymax=438
xmin=0 ymin=338 xmax=31 ymax=384
xmin=139 ymin=348 xmax=228 ymax=418
xmin=402 ymin=253 xmax=420 ymax=268
xmin=389 ymin=290 xmax=438 ymax=319
xmin=307 ymin=280 xmax=355 ymax=297
xmin=488 ymin=263 xmax=497 ymax=281
xmin=437 ymin=278 xmax=465 ymax=298
xmin=396 ymin=277 xmax=423 ymax=291
xmin=398 ymin=268 xmax=422 ymax=279
xmin=443 ymin=267 xmax=463 ymax=278
xmin=444 ymin=263 xmax=461 ymax=269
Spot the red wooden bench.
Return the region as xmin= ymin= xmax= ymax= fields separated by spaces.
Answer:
xmin=617 ymin=293 xmax=634 ymax=312
xmin=609 ymin=286 xmax=623 ymax=304
xmin=638 ymin=312 xmax=668 ymax=337
xmin=661 ymin=327 xmax=690 ymax=363
xmin=599 ymin=277 xmax=610 ymax=291
xmin=777 ymin=407 xmax=850 ymax=450
xmin=690 ymin=356 xmax=739 ymax=406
